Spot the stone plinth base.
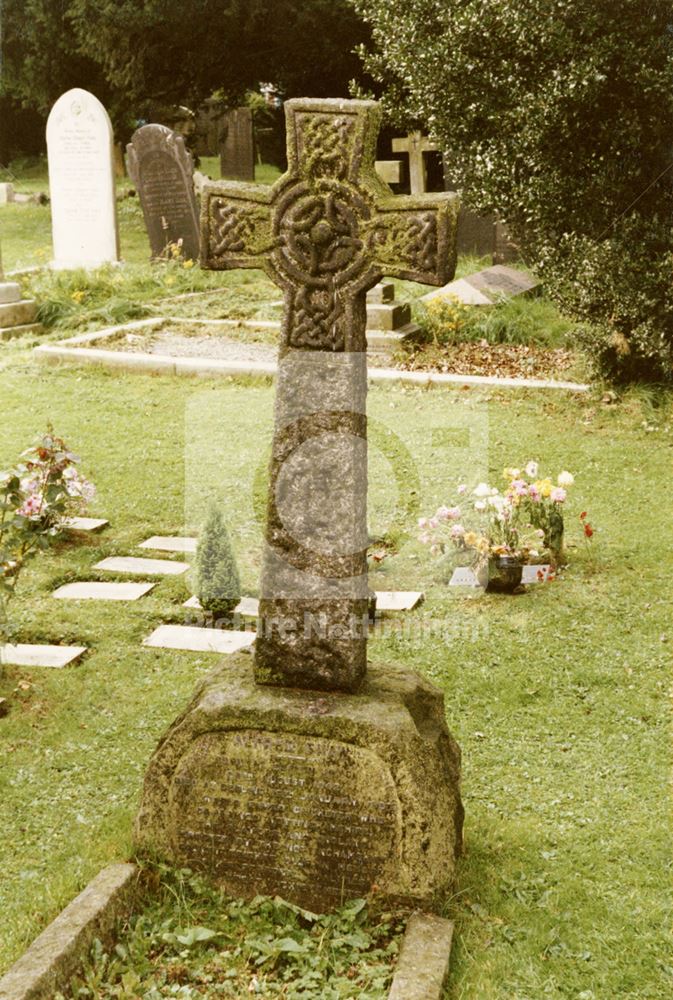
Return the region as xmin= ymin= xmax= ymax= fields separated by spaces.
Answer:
xmin=135 ymin=657 xmax=463 ymax=914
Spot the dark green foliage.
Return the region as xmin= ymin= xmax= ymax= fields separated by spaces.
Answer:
xmin=355 ymin=0 xmax=673 ymax=383
xmin=195 ymin=504 xmax=241 ymax=620
xmin=1 ymin=1 xmax=371 ymax=141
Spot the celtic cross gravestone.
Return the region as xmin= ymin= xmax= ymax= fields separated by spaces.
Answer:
xmin=136 ymin=99 xmax=463 ymax=913
xmin=201 ymin=97 xmax=457 ymax=692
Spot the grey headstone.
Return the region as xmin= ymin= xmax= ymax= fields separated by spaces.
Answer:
xmin=219 ymin=107 xmax=254 ymax=182
xmin=126 ymin=124 xmax=200 ymax=261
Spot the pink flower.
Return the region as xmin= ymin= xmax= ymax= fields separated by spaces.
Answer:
xmin=17 ymin=493 xmax=42 ymax=517
xmin=551 ymin=487 xmax=567 ymax=503
xmin=528 ymin=484 xmax=541 ymax=501
xmin=429 ymin=516 xmax=439 ymax=529
xmin=436 ymin=506 xmax=451 ymax=521
xmin=418 ymin=517 xmax=429 ymax=529
xmin=457 ymin=484 xmax=467 ymax=495
xmin=450 ymin=524 xmax=465 ymax=539
xmin=511 ymin=479 xmax=528 ymax=496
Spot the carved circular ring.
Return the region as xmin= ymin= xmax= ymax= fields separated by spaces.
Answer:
xmin=272 ymin=180 xmax=371 ymax=290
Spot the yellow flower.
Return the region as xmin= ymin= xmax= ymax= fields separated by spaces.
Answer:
xmin=477 ymin=537 xmax=490 ymax=554
xmin=71 ymin=290 xmax=85 ymax=303
xmin=464 ymin=531 xmax=478 ymax=547
xmin=165 ymin=276 xmax=176 ymax=286
xmin=539 ymin=478 xmax=553 ymax=498
xmin=183 ymin=259 xmax=194 ymax=269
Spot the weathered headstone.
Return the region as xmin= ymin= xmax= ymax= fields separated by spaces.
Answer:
xmin=421 ymin=264 xmax=540 ymax=306
xmin=136 ymin=99 xmax=463 ymax=914
xmin=392 ymin=131 xmax=440 ymax=194
xmin=219 ymin=107 xmax=254 ymax=181
xmin=46 ymin=88 xmax=119 ymax=269
xmin=375 ymin=160 xmax=404 ymax=186
xmin=126 ymin=124 xmax=200 ymax=260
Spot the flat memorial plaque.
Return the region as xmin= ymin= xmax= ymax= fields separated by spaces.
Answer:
xmin=94 ymin=556 xmax=189 ymax=576
xmin=53 ymin=581 xmax=155 ymax=601
xmin=422 ymin=265 xmax=539 ymax=307
xmin=375 ymin=591 xmax=424 ymax=612
xmin=65 ymin=517 xmax=109 ymax=533
xmin=0 ymin=643 xmax=87 ymax=668
xmin=521 ymin=564 xmax=553 ymax=584
xmin=183 ymin=595 xmax=259 ymax=617
xmin=143 ymin=625 xmax=255 ymax=653
xmin=139 ymin=536 xmax=198 ymax=554
xmin=449 ymin=566 xmax=480 ymax=587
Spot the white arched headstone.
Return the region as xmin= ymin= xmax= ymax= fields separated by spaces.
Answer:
xmin=46 ymin=88 xmax=119 ymax=269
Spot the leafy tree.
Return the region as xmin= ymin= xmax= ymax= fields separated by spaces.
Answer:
xmin=1 ymin=1 xmax=371 ymax=142
xmin=354 ymin=0 xmax=673 ymax=383
xmin=195 ymin=505 xmax=241 ymax=621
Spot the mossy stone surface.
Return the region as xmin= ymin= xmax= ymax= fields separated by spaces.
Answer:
xmin=135 ymin=657 xmax=463 ymax=913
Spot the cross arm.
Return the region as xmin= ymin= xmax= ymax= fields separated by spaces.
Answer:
xmin=200 ymin=180 xmax=275 ymax=271
xmin=368 ymin=192 xmax=460 ymax=286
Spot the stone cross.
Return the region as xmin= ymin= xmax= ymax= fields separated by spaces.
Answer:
xmin=201 ymin=98 xmax=458 ymax=693
xmin=392 ymin=131 xmax=440 ymax=195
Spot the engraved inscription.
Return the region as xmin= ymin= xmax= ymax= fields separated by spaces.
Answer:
xmin=170 ymin=730 xmax=400 ymax=909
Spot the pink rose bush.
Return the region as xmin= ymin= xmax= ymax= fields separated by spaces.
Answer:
xmin=1 ymin=429 xmax=95 ymax=639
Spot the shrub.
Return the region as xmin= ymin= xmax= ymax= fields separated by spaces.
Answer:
xmin=354 ymin=0 xmax=673 ymax=383
xmin=1 ymin=428 xmax=95 ymax=641
xmin=415 ymin=294 xmax=575 ymax=349
xmin=194 ymin=505 xmax=241 ymax=621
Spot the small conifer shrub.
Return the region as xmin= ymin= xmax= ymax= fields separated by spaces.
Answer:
xmin=195 ymin=505 xmax=241 ymax=621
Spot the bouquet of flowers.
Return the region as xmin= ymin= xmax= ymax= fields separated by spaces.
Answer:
xmin=418 ymin=461 xmax=579 ymax=588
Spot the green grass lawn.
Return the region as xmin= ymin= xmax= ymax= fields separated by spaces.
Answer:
xmin=0 ymin=155 xmax=282 ymax=272
xmin=0 ymin=338 xmax=671 ymax=997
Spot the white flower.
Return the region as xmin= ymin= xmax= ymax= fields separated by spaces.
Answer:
xmin=473 ymin=482 xmax=491 ymax=497
xmin=558 ymin=470 xmax=574 ymax=486
xmin=474 ymin=500 xmax=487 ymax=511
xmin=525 ymin=460 xmax=539 ymax=478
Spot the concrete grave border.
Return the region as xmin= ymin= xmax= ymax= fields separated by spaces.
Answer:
xmin=0 ymin=864 xmax=141 ymax=1000
xmin=33 ymin=317 xmax=589 ymax=392
xmin=0 ymin=863 xmax=452 ymax=1000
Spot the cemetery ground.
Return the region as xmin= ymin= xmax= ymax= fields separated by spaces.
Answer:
xmin=0 ymin=155 xmax=587 ymax=384
xmin=0 ymin=348 xmax=671 ymax=997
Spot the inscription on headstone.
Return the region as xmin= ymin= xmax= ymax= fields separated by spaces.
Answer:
xmin=46 ymin=88 xmax=119 ymax=269
xmin=219 ymin=107 xmax=255 ymax=181
xmin=126 ymin=124 xmax=200 ymax=260
xmin=173 ymin=730 xmax=398 ymax=910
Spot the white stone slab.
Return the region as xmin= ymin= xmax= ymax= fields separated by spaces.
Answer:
xmin=139 ymin=536 xmax=198 ymax=553
xmin=143 ymin=625 xmax=255 ymax=653
xmin=521 ymin=564 xmax=553 ymax=584
xmin=0 ymin=182 xmax=15 ymax=204
xmin=65 ymin=516 xmax=109 ymax=533
xmin=94 ymin=556 xmax=188 ymax=576
xmin=449 ymin=566 xmax=480 ymax=587
xmin=183 ymin=595 xmax=260 ymax=617
xmin=46 ymin=88 xmax=119 ymax=268
xmin=374 ymin=591 xmax=424 ymax=612
xmin=0 ymin=643 xmax=87 ymax=668
xmin=53 ymin=581 xmax=155 ymax=601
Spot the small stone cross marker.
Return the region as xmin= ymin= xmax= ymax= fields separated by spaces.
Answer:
xmin=391 ymin=131 xmax=440 ymax=195
xmin=201 ymin=99 xmax=458 ymax=693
